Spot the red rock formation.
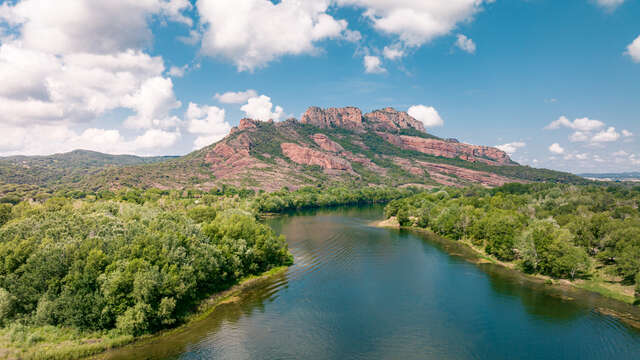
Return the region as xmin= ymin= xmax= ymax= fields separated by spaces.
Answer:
xmin=301 ymin=106 xmax=363 ymax=130
xmin=378 ymin=133 xmax=513 ymax=165
xmin=312 ymin=133 xmax=344 ymax=153
xmin=238 ymin=118 xmax=259 ymax=130
xmin=281 ymin=143 xmax=352 ymax=171
xmin=364 ymin=107 xmax=425 ymax=132
xmin=416 ymin=161 xmax=523 ymax=187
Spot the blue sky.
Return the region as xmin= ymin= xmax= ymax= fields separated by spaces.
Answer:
xmin=0 ymin=0 xmax=639 ymax=173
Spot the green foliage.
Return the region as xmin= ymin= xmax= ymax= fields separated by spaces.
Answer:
xmin=0 ymin=203 xmax=12 ymax=227
xmin=0 ymin=199 xmax=291 ymax=337
xmin=253 ymin=186 xmax=418 ymax=213
xmin=384 ymin=184 xmax=640 ymax=282
xmin=0 ymin=149 xmax=174 ymax=186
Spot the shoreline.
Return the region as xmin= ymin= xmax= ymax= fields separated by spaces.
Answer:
xmin=371 ymin=218 xmax=640 ymax=329
xmin=0 ymin=266 xmax=290 ymax=360
xmin=93 ymin=265 xmax=289 ymax=359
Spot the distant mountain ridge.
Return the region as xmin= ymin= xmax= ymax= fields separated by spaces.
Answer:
xmin=0 ymin=150 xmax=175 ymax=186
xmin=0 ymin=107 xmax=587 ymax=191
xmin=76 ymin=106 xmax=585 ymax=191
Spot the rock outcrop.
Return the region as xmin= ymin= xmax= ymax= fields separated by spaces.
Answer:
xmin=312 ymin=133 xmax=344 ymax=153
xmin=363 ymin=107 xmax=425 ymax=133
xmin=301 ymin=106 xmax=363 ymax=131
xmin=301 ymin=106 xmax=426 ymax=133
xmin=281 ymin=143 xmax=352 ymax=171
xmin=378 ymin=133 xmax=512 ymax=165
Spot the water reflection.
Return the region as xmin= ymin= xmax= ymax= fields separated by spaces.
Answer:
xmin=102 ymin=206 xmax=640 ymax=360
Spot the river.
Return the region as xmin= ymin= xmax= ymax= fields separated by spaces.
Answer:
xmin=101 ymin=206 xmax=640 ymax=360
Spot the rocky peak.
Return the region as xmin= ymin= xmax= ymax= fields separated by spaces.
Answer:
xmin=363 ymin=107 xmax=425 ymax=133
xmin=238 ymin=118 xmax=259 ymax=130
xmin=301 ymin=106 xmax=364 ymax=130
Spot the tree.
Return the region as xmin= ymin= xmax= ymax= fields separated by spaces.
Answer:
xmin=396 ymin=208 xmax=410 ymax=227
xmin=0 ymin=204 xmax=11 ymax=227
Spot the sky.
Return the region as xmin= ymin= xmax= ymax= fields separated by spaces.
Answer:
xmin=0 ymin=0 xmax=639 ymax=174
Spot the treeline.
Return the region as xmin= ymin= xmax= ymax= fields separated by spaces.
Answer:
xmin=0 ymin=196 xmax=291 ymax=339
xmin=385 ymin=183 xmax=640 ymax=298
xmin=253 ymin=186 xmax=421 ymax=213
xmin=0 ymin=184 xmax=415 ymax=342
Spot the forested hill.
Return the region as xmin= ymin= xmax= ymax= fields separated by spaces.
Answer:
xmin=0 ymin=107 xmax=589 ymax=193
xmin=0 ymin=150 xmax=176 ymax=186
xmin=72 ymin=106 xmax=588 ymax=192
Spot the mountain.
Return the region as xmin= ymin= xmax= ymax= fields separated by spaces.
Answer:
xmin=580 ymin=172 xmax=640 ymax=182
xmin=0 ymin=150 xmax=176 ymax=186
xmin=79 ymin=106 xmax=587 ymax=191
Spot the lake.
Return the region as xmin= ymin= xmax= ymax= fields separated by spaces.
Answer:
xmin=102 ymin=206 xmax=640 ymax=360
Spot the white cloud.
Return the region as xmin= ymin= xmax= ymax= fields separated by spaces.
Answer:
xmin=0 ymin=0 xmax=191 ymax=55
xmin=0 ymin=123 xmax=180 ymax=156
xmin=455 ymin=34 xmax=476 ymax=54
xmin=495 ymin=142 xmax=526 ymax=155
xmin=122 ymin=77 xmax=182 ymax=129
xmin=545 ymin=116 xmax=604 ymax=132
xmin=343 ymin=29 xmax=362 ymax=42
xmin=596 ymin=0 xmax=625 ymax=10
xmin=383 ymin=45 xmax=404 ymax=60
xmin=549 ymin=143 xmax=565 ymax=154
xmin=197 ymin=0 xmax=348 ymax=71
xmin=240 ymin=95 xmax=284 ymax=121
xmin=591 ymin=127 xmax=620 ymax=142
xmin=337 ymin=0 xmax=493 ymax=47
xmin=575 ymin=153 xmax=589 ymax=160
xmin=622 ymin=129 xmax=633 ymax=137
xmin=364 ymin=55 xmax=386 ymax=73
xmin=569 ymin=131 xmax=590 ymax=142
xmin=214 ymin=89 xmax=258 ymax=104
xmin=185 ymin=102 xmax=232 ymax=149
xmin=407 ymin=105 xmax=444 ymax=128
xmin=613 ymin=150 xmax=628 ymax=157
xmin=627 ymin=35 xmax=640 ymax=62
xmin=132 ymin=128 xmax=181 ymax=150
xmin=0 ymin=0 xmax=192 ymax=155
xmin=168 ymin=64 xmax=188 ymax=77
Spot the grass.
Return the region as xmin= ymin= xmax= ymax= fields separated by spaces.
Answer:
xmin=0 ymin=266 xmax=290 ymax=360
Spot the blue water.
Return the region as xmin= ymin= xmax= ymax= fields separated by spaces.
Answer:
xmin=103 ymin=206 xmax=640 ymax=360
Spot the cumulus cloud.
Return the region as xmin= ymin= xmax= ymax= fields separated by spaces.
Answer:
xmin=407 ymin=105 xmax=444 ymax=128
xmin=168 ymin=64 xmax=188 ymax=77
xmin=627 ymin=35 xmax=640 ymax=62
xmin=214 ymin=89 xmax=258 ymax=104
xmin=337 ymin=0 xmax=492 ymax=47
xmin=241 ymin=95 xmax=284 ymax=121
xmin=455 ymin=34 xmax=476 ymax=54
xmin=591 ymin=127 xmax=620 ymax=143
xmin=595 ymin=0 xmax=625 ymax=10
xmin=122 ymin=77 xmax=182 ymax=129
xmin=197 ymin=0 xmax=349 ymax=71
xmin=0 ymin=0 xmax=192 ymax=55
xmin=549 ymin=143 xmax=565 ymax=154
xmin=496 ymin=142 xmax=526 ymax=155
xmin=0 ymin=0 xmax=191 ymax=155
xmin=545 ymin=116 xmax=604 ymax=132
xmin=364 ymin=55 xmax=386 ymax=74
xmin=0 ymin=123 xmax=180 ymax=156
xmin=185 ymin=102 xmax=232 ymax=149
xmin=383 ymin=45 xmax=404 ymax=60
xmin=622 ymin=129 xmax=633 ymax=137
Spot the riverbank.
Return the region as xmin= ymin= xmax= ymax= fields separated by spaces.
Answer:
xmin=0 ymin=266 xmax=289 ymax=360
xmin=373 ymin=218 xmax=640 ymax=327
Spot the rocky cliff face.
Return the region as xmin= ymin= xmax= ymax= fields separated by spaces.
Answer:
xmin=281 ymin=143 xmax=352 ymax=171
xmin=301 ymin=106 xmax=363 ymax=131
xmin=378 ymin=132 xmax=513 ymax=165
xmin=364 ymin=107 xmax=425 ymax=132
xmin=301 ymin=106 xmax=425 ymax=133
